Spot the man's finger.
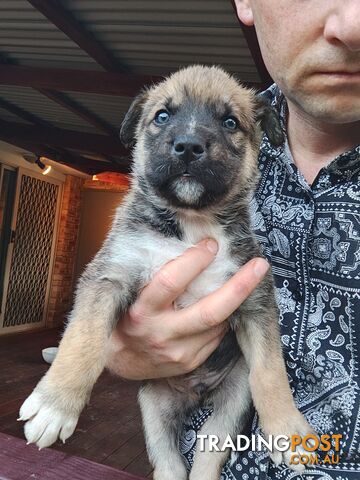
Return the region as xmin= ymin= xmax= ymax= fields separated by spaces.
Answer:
xmin=190 ymin=334 xmax=228 ymax=371
xmin=176 ymin=258 xmax=269 ymax=336
xmin=138 ymin=239 xmax=218 ymax=312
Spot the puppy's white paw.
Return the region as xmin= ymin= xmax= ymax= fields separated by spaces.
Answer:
xmin=267 ymin=412 xmax=318 ymax=473
xmin=153 ymin=461 xmax=188 ymax=480
xmin=270 ymin=438 xmax=309 ymax=473
xmin=154 ymin=467 xmax=187 ymax=480
xmin=19 ymin=391 xmax=78 ymax=449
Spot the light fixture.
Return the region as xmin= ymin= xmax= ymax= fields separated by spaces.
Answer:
xmin=35 ymin=156 xmax=45 ymax=169
xmin=34 ymin=156 xmax=52 ymax=175
xmin=22 ymin=153 xmax=55 ymax=176
xmin=42 ymin=165 xmax=52 ymax=175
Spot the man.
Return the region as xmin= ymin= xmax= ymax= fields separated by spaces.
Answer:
xmin=107 ymin=0 xmax=360 ymax=477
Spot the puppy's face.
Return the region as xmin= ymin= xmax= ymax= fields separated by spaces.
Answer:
xmin=121 ymin=66 xmax=283 ymax=210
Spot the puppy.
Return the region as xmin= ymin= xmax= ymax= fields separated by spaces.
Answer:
xmin=19 ymin=66 xmax=315 ymax=480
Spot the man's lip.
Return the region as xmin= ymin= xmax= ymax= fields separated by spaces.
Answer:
xmin=316 ymin=71 xmax=360 ymax=77
xmin=313 ymin=71 xmax=360 ymax=83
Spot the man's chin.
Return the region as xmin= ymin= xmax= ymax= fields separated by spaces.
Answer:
xmin=306 ymin=98 xmax=360 ymax=124
xmin=295 ymin=82 xmax=360 ymax=124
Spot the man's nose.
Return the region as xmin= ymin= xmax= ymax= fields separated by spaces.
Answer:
xmin=172 ymin=136 xmax=205 ymax=163
xmin=323 ymin=1 xmax=360 ymax=52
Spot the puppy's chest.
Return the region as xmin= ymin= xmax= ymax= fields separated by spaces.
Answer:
xmin=135 ymin=219 xmax=239 ymax=308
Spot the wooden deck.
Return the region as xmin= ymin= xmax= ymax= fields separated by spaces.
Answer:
xmin=0 ymin=328 xmax=153 ymax=478
xmin=0 ymin=432 xmax=145 ymax=479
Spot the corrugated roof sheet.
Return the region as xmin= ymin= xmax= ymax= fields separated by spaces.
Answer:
xmin=0 ymin=1 xmax=261 ymax=173
xmin=62 ymin=0 xmax=259 ymax=81
xmin=0 ymin=86 xmax=99 ymax=133
xmin=0 ymin=106 xmax=31 ymax=124
xmin=64 ymin=91 xmax=131 ymax=130
xmin=0 ymin=0 xmax=101 ymax=70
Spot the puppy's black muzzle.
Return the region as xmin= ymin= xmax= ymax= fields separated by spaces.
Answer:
xmin=172 ymin=135 xmax=206 ymax=165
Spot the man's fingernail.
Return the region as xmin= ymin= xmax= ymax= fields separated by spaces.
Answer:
xmin=205 ymin=239 xmax=218 ymax=254
xmin=253 ymin=258 xmax=270 ymax=278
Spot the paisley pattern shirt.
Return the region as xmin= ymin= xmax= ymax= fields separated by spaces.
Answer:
xmin=180 ymin=84 xmax=360 ymax=479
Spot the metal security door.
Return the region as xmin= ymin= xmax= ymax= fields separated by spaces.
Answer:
xmin=0 ymin=168 xmax=62 ymax=334
xmin=0 ymin=164 xmax=17 ymax=312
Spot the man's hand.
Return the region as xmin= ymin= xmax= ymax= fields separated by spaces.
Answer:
xmin=106 ymin=239 xmax=269 ymax=380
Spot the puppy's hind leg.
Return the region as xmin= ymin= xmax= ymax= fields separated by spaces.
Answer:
xmin=19 ymin=273 xmax=132 ymax=449
xmin=139 ymin=382 xmax=188 ymax=480
xmin=190 ymin=358 xmax=251 ymax=480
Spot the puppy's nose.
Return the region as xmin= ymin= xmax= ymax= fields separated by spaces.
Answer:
xmin=172 ymin=136 xmax=205 ymax=162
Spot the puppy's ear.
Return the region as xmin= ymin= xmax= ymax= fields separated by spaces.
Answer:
xmin=120 ymin=90 xmax=149 ymax=148
xmin=255 ymin=95 xmax=284 ymax=147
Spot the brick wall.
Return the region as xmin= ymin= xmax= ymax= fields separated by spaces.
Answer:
xmin=46 ymin=175 xmax=129 ymax=328
xmin=46 ymin=175 xmax=84 ymax=328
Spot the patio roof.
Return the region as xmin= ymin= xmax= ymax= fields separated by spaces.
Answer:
xmin=0 ymin=0 xmax=271 ymax=175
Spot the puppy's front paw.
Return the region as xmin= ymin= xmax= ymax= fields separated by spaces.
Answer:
xmin=18 ymin=390 xmax=79 ymax=449
xmin=153 ymin=464 xmax=187 ymax=480
xmin=266 ymin=411 xmax=318 ymax=473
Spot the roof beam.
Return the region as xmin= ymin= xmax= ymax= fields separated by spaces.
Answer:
xmin=0 ymin=119 xmax=128 ymax=157
xmin=0 ymin=64 xmax=125 ymax=169
xmin=51 ymin=147 xmax=130 ymax=174
xmin=0 ymin=64 xmax=161 ymax=96
xmin=27 ymin=0 xmax=124 ymax=73
xmin=0 ymin=97 xmax=125 ymax=170
xmin=0 ymin=46 xmax=122 ymax=136
xmin=0 ymin=137 xmax=129 ymax=175
xmin=0 ymin=53 xmax=12 ymax=65
xmin=37 ymin=89 xmax=117 ymax=136
xmin=231 ymin=1 xmax=272 ymax=88
xmin=0 ymin=97 xmax=52 ymax=127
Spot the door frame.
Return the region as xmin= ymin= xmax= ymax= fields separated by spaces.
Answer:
xmin=0 ymin=163 xmax=16 ymax=314
xmin=0 ymin=166 xmax=63 ymax=335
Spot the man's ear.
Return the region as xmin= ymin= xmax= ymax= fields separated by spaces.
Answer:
xmin=255 ymin=96 xmax=284 ymax=147
xmin=233 ymin=0 xmax=254 ymax=26
xmin=120 ymin=90 xmax=149 ymax=148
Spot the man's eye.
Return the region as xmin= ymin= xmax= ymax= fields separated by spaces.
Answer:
xmin=223 ymin=116 xmax=239 ymax=130
xmin=154 ymin=110 xmax=170 ymax=125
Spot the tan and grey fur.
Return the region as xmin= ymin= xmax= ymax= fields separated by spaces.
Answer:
xmin=19 ymin=66 xmax=315 ymax=480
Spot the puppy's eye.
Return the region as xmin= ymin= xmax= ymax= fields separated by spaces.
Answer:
xmin=222 ymin=116 xmax=239 ymax=131
xmin=154 ymin=110 xmax=170 ymax=125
